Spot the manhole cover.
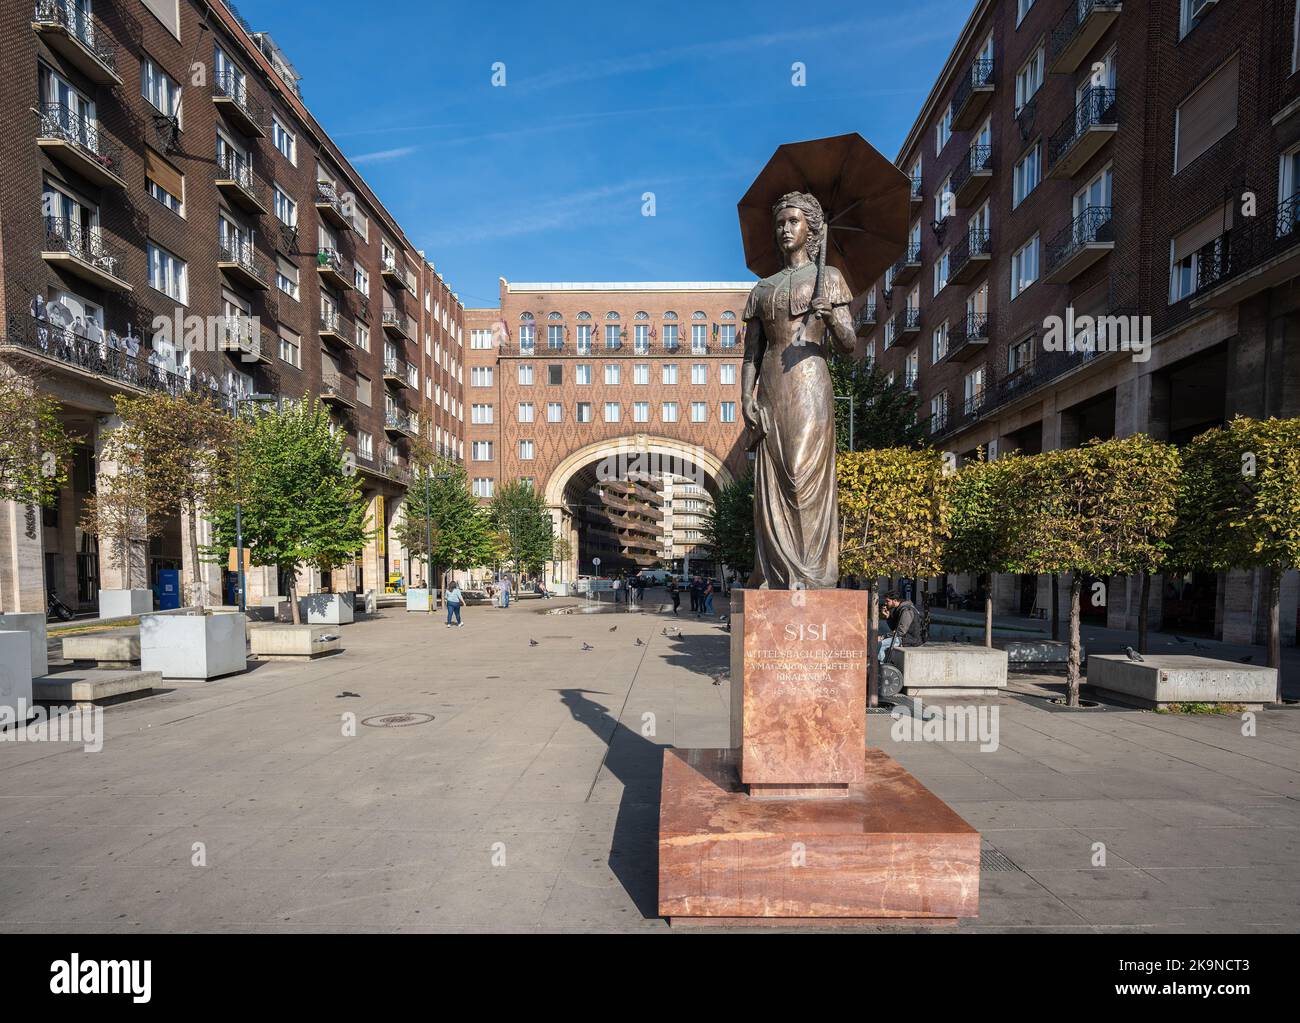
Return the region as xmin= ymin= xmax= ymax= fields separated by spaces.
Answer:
xmin=980 ymin=847 xmax=1018 ymax=872
xmin=361 ymin=713 xmax=434 ymax=728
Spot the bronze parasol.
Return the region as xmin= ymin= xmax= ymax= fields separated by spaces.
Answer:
xmin=737 ymin=132 xmax=911 ymax=299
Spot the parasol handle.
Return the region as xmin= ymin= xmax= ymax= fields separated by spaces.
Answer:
xmin=794 ymin=227 xmax=829 ymax=347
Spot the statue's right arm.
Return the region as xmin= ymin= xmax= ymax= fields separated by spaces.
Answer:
xmin=741 ymin=316 xmax=764 ymax=428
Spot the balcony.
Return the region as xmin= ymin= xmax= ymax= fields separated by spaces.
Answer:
xmin=319 ymin=312 xmax=354 ymax=347
xmin=217 ymin=240 xmax=269 ymax=290
xmin=381 ymin=309 xmax=414 ymax=340
xmin=315 ymin=181 xmax=352 ymax=231
xmin=909 ymin=173 xmax=923 ymax=211
xmin=1049 ymin=0 xmax=1123 ymax=75
xmin=1193 ymin=195 xmax=1300 ymax=309
xmin=381 ymin=258 xmax=416 ymax=296
xmin=944 ymin=313 xmax=991 ymax=363
xmin=381 ymin=456 xmax=411 ymax=485
xmin=853 ymin=299 xmax=877 ymax=337
xmin=41 ymin=218 xmax=130 ymax=291
xmin=316 ymin=248 xmax=352 ymax=291
xmin=36 ymin=104 xmax=125 ymax=188
xmin=925 ymin=398 xmax=950 ymax=437
xmin=32 ymin=1 xmax=120 ymax=85
xmin=217 ymin=319 xmax=273 ymax=364
xmin=320 ymin=372 xmax=357 ymax=409
xmin=951 ymin=57 xmax=995 ymax=131
xmin=383 ymin=356 xmax=412 ymax=389
xmin=890 ymin=241 xmax=922 ymax=286
xmin=5 ymin=315 xmax=194 ymax=397
xmin=1044 ymin=206 xmax=1114 ymax=283
xmin=952 ymin=143 xmax=993 ymax=207
xmin=215 ymin=155 xmax=267 ymax=214
xmin=950 ymin=226 xmax=991 ymax=284
xmin=1047 ymin=87 xmax=1117 ymax=179
xmin=384 ymin=410 xmax=416 ymax=437
xmin=212 ymin=70 xmax=266 ymax=137
xmin=887 ymin=307 xmax=920 ymax=346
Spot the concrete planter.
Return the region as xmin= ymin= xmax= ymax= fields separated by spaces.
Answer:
xmin=140 ymin=613 xmax=248 ymax=680
xmin=250 ymin=624 xmax=342 ymax=660
xmin=1087 ymin=654 xmax=1277 ymax=708
xmin=892 ymin=643 xmax=1009 ymax=696
xmin=98 ymin=589 xmax=153 ymax=618
xmin=0 ymin=631 xmax=34 ymax=724
xmin=300 ymin=592 xmax=355 ymax=625
xmin=62 ymin=631 xmax=140 ymax=668
xmin=0 ymin=612 xmax=49 ymax=678
xmin=406 ymin=588 xmax=432 ymax=612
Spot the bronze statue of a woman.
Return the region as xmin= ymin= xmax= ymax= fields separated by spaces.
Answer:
xmin=742 ymin=192 xmax=856 ymax=590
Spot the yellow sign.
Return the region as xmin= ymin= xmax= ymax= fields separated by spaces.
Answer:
xmin=227 ymin=548 xmax=253 ymax=573
xmin=376 ymin=495 xmax=386 ymax=558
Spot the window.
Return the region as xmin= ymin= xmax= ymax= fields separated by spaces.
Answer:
xmin=691 ymin=323 xmax=707 ymax=351
xmin=1169 ymin=203 xmax=1231 ymax=302
xmin=473 ymin=478 xmax=494 ymax=499
xmin=930 ymin=394 xmax=947 ymax=425
xmin=1174 ymin=54 xmax=1239 ymax=173
xmin=719 ymin=322 xmax=737 ymax=348
xmin=633 ymin=401 xmax=649 ymax=423
xmin=141 ymin=58 xmax=181 ymax=123
xmin=471 ymin=403 xmax=493 ymax=424
xmin=145 ymin=148 xmax=184 ymax=215
xmin=516 ymin=363 xmax=533 ymax=386
xmin=517 ymin=402 xmax=534 ymax=424
xmin=604 ymin=402 xmax=621 ymax=423
xmin=934 ymin=248 xmax=950 ymax=294
xmin=273 ymin=184 xmax=296 ymax=227
xmin=935 ymin=173 xmax=954 ymax=220
xmin=691 ymin=363 xmax=707 ymax=385
xmin=356 ymin=324 xmax=369 ymax=352
xmin=720 ymin=364 xmax=737 ymax=385
xmin=278 ymin=327 xmax=300 ymax=368
xmin=1180 ymin=0 xmax=1218 ymax=38
xmin=472 ymin=441 xmax=493 ymax=461
xmin=720 ymin=401 xmax=737 ymax=423
xmin=354 ymin=266 xmax=369 ymax=296
xmin=547 ymin=364 xmax=563 ymax=386
xmin=690 ymin=401 xmax=707 ymax=422
xmin=604 ymin=363 xmax=620 ymax=385
xmin=633 ymin=363 xmax=650 ymax=385
xmin=905 ymin=349 xmax=919 ymax=387
xmin=932 ymin=321 xmax=949 ymax=363
xmin=634 ymin=324 xmax=649 ymax=352
xmin=576 ymin=324 xmax=592 ymax=353
xmin=935 ymin=103 xmax=953 ymax=155
xmin=662 ymin=363 xmax=679 ymax=385
xmin=1008 ymin=336 xmax=1035 ymax=374
xmin=576 ymin=402 xmax=593 ymax=423
xmin=963 ymin=366 xmax=986 ymax=412
xmin=276 ymin=258 xmax=298 ymax=300
xmin=357 ymin=431 xmax=373 ymax=460
xmin=663 ymin=323 xmax=679 ymax=349
xmin=272 ymin=116 xmax=296 ymax=163
xmin=1074 ymin=165 xmax=1113 ymax=219
xmin=519 ymin=440 xmax=535 ymax=460
xmin=547 ymin=401 xmax=563 ymax=423
xmin=147 ymin=241 xmax=187 ymax=303
xmin=1013 ymin=143 xmax=1041 ymax=207
xmin=1011 ymin=234 xmax=1040 ymax=298
xmin=661 ymin=401 xmax=679 ymax=423
xmin=1015 ymin=47 xmax=1043 ymax=114
xmin=518 ymin=321 xmax=535 ymax=353
xmin=1016 ymin=0 xmax=1035 ymax=26
xmin=471 ymin=366 xmax=493 ymax=387
xmin=576 ymin=364 xmax=592 ymax=385
xmin=470 ymin=328 xmax=493 ymax=349
xmin=214 ymin=45 xmax=246 ymax=105
xmin=547 ymin=324 xmax=563 ymax=350
xmin=605 ymin=324 xmax=621 ymax=349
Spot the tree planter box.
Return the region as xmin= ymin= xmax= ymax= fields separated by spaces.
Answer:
xmin=62 ymin=631 xmax=140 ymax=668
xmin=1086 ymin=654 xmax=1277 ymax=709
xmin=300 ymin=592 xmax=354 ymax=625
xmin=0 ymin=632 xmax=34 ymax=725
xmin=140 ymin=613 xmax=248 ymax=680
xmin=406 ymin=588 xmax=433 ymax=612
xmin=0 ymin=613 xmax=48 ymax=678
xmin=34 ymin=669 xmax=160 ymax=707
xmin=250 ymin=624 xmax=342 ymax=660
xmin=892 ymin=643 xmax=1008 ymax=696
xmin=99 ymin=589 xmax=153 ymax=618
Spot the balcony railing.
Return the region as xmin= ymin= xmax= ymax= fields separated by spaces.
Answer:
xmin=1194 ymin=194 xmax=1300 ymax=302
xmin=315 ymin=181 xmax=352 ymax=229
xmin=385 ymin=410 xmax=415 ymax=435
xmin=320 ymin=371 xmax=357 ymax=408
xmin=853 ymin=300 xmax=877 ymax=336
xmin=382 ymin=309 xmax=413 ymax=337
xmin=42 ymin=217 xmax=127 ymax=284
xmin=909 ymin=173 xmax=923 ymax=203
xmin=944 ymin=312 xmax=991 ymax=364
xmin=952 ymin=57 xmax=995 ymax=129
xmin=33 ymin=1 xmax=119 ymax=83
xmin=1049 ymin=0 xmax=1123 ymax=74
xmin=215 ymin=153 xmax=265 ymax=211
xmin=316 ymin=247 xmax=351 ymax=288
xmin=319 ymin=312 xmax=354 ymax=346
xmin=950 ymin=226 xmax=991 ymax=282
xmin=218 ymin=239 xmax=269 ymax=287
xmin=37 ymin=104 xmax=124 ymax=185
xmin=1046 ymin=205 xmax=1114 ymax=280
xmin=890 ymin=241 xmax=922 ymax=284
xmin=926 ymin=398 xmax=950 ymax=436
xmin=1047 ymin=86 xmax=1117 ymax=172
xmin=212 ymin=70 xmax=266 ymax=136
xmin=951 ymin=143 xmax=993 ymax=203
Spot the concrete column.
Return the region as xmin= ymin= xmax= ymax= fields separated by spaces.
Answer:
xmin=94 ymin=415 xmax=147 ymax=591
xmin=360 ymin=491 xmax=385 ymax=595
xmin=0 ymin=500 xmax=45 ymax=614
xmin=390 ymin=495 xmax=411 ymax=585
xmin=991 ymin=572 xmax=1018 ymax=614
xmin=1105 ymin=573 xmax=1129 ymax=630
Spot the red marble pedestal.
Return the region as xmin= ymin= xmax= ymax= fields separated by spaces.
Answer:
xmin=659 ymin=589 xmax=980 ymax=925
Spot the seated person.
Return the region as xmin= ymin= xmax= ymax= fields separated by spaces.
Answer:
xmin=879 ymin=591 xmax=923 ymax=659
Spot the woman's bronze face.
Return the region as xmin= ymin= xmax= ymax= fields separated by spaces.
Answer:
xmin=774 ymin=206 xmax=809 ymax=259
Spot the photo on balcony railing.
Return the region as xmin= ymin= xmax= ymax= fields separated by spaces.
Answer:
xmin=1 ymin=0 xmax=1298 ymax=969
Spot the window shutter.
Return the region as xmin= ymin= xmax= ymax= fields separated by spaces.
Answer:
xmin=1172 ymin=204 xmax=1233 ymax=262
xmin=1175 ymin=55 xmax=1239 ymax=173
xmin=145 ymin=147 xmax=183 ymax=199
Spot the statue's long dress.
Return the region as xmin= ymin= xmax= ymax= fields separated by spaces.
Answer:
xmin=744 ymin=262 xmax=851 ymax=589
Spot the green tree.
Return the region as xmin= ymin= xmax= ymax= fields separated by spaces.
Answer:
xmin=394 ymin=458 xmax=496 ymax=589
xmin=829 ymin=353 xmax=927 ymax=451
xmin=945 ymin=451 xmax=1023 ymax=647
xmin=1008 ymin=436 xmax=1182 ymax=706
xmin=703 ymin=470 xmax=755 ymax=582
xmin=79 ymin=452 xmax=166 ymax=593
xmin=490 ymin=480 xmax=554 ymax=580
xmin=552 ymin=534 xmax=574 ymax=583
xmin=838 ymin=448 xmax=952 ymax=704
xmin=1172 ymin=417 xmax=1300 ymax=701
xmin=205 ymin=396 xmax=370 ymax=624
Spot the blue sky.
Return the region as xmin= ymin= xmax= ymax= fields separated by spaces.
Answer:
xmin=236 ymin=0 xmax=972 ymax=307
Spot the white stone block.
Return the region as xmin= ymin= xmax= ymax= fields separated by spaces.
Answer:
xmin=300 ymin=592 xmax=355 ymax=625
xmin=892 ymin=642 xmax=1008 ymax=695
xmin=98 ymin=589 xmax=153 ymax=618
xmin=62 ymin=631 xmax=140 ymax=667
xmin=249 ymin=624 xmax=342 ymax=659
xmin=0 ymin=612 xmax=48 ymax=678
xmin=0 ymin=632 xmax=35 ymax=723
xmin=1087 ymin=654 xmax=1276 ymax=707
xmin=406 ymin=588 xmax=432 ymax=612
xmin=140 ymin=613 xmax=248 ymax=680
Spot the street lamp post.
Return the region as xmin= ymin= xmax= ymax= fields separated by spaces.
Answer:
xmin=233 ymin=393 xmax=277 ymax=613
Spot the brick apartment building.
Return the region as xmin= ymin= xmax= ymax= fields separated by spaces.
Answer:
xmin=0 ymin=0 xmax=466 ymax=613
xmin=858 ymin=0 xmax=1300 ymax=644
xmin=463 ymin=280 xmax=752 ymax=580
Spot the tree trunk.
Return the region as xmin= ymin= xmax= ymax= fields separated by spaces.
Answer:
xmin=1067 ymin=573 xmax=1083 ymax=707
xmin=867 ymin=579 xmax=879 ymax=709
xmin=1051 ymin=573 xmax=1060 ymax=641
xmin=1137 ymin=571 xmax=1151 ymax=655
xmin=1267 ymin=564 xmax=1282 ymax=703
xmin=185 ymin=501 xmax=204 ymax=609
xmin=983 ymin=572 xmax=994 ymax=648
xmin=288 ymin=569 xmax=300 ymax=625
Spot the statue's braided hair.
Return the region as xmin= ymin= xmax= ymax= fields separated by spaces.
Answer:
xmin=772 ymin=191 xmax=825 ymax=262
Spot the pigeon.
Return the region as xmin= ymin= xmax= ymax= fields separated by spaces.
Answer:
xmin=1125 ymin=646 xmax=1144 ymax=662
xmin=1239 ymin=655 xmax=1253 ymax=663
xmin=635 ymin=638 xmax=645 ymax=647
xmin=1174 ymin=635 xmax=1188 ymax=644
xmin=609 ymin=625 xmax=618 ymax=632
xmin=336 ymin=691 xmax=360 ymax=699
xmin=582 ymin=642 xmax=594 ymax=651
xmin=662 ymin=627 xmax=681 ymax=638
xmin=529 ymin=638 xmax=539 ymax=646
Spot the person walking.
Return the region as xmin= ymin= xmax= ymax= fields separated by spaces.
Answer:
xmin=668 ymin=577 xmax=681 ymax=615
xmin=445 ymin=582 xmax=464 ymax=628
xmin=500 ymin=576 xmax=511 ymax=609
xmin=612 ymin=576 xmax=623 ymax=606
xmin=703 ymin=577 xmax=715 ymax=617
